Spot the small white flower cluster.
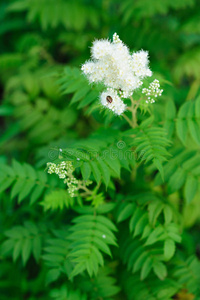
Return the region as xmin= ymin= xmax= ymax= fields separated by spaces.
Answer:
xmin=81 ymin=33 xmax=152 ymax=115
xmin=47 ymin=161 xmax=92 ymax=197
xmin=47 ymin=161 xmax=78 ymax=197
xmin=142 ymin=79 xmax=163 ymax=104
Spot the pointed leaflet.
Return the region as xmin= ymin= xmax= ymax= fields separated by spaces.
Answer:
xmin=140 ymin=256 xmax=153 ymax=280
xmin=89 ymin=161 xmax=101 ymax=184
xmin=164 ymin=238 xmax=175 ymax=261
xmin=188 ymin=102 xmax=200 ymax=145
xmin=22 ymin=238 xmax=32 ymax=265
xmin=184 ymin=175 xmax=198 ymax=204
xmin=81 ymin=162 xmax=91 ymax=180
xmin=168 ymin=168 xmax=186 ymax=194
xmin=97 ymin=158 xmax=110 ymax=187
xmin=153 ymin=261 xmax=167 ymax=280
xmin=164 ymin=100 xmax=176 ymax=138
xmin=117 ymin=203 xmax=134 ymax=223
xmin=176 ymin=102 xmax=190 ymax=145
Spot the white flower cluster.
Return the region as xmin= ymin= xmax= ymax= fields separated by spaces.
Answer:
xmin=142 ymin=79 xmax=163 ymax=104
xmin=47 ymin=161 xmax=92 ymax=197
xmin=81 ymin=33 xmax=152 ymax=115
xmin=47 ymin=161 xmax=78 ymax=197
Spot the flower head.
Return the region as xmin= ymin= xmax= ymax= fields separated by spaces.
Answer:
xmin=81 ymin=33 xmax=154 ymax=115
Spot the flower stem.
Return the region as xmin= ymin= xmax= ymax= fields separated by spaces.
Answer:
xmin=124 ymin=96 xmax=140 ymax=128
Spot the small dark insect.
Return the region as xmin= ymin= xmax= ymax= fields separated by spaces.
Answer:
xmin=106 ymin=95 xmax=113 ymax=103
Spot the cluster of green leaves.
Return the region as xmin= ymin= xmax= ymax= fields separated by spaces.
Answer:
xmin=116 ymin=193 xmax=181 ymax=281
xmin=1 ymin=0 xmax=200 ymax=299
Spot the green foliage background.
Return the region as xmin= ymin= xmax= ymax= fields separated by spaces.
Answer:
xmin=0 ymin=0 xmax=200 ymax=299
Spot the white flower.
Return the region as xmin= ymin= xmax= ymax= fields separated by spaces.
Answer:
xmin=131 ymin=50 xmax=152 ymax=78
xmin=91 ymin=39 xmax=113 ymax=60
xmin=100 ymin=88 xmax=126 ymax=115
xmin=81 ymin=33 xmax=154 ymax=115
xmin=142 ymin=79 xmax=163 ymax=103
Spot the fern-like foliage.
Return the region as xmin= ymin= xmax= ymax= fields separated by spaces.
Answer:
xmin=74 ymin=267 xmax=120 ymax=299
xmin=174 ymin=255 xmax=200 ymax=299
xmin=43 ymin=229 xmax=73 ymax=284
xmin=41 ymin=190 xmax=75 ymax=211
xmin=8 ymin=0 xmax=100 ymax=31
xmin=50 ymin=286 xmax=87 ymax=300
xmin=1 ymin=221 xmax=42 ymax=265
xmin=176 ymin=95 xmax=200 ymax=145
xmin=68 ymin=214 xmax=118 ymax=278
xmin=0 ymin=160 xmax=48 ymax=204
xmin=155 ymin=148 xmax=200 ymax=204
xmin=58 ymin=66 xmax=100 ymax=113
xmin=5 ymin=70 xmax=77 ymax=145
xmin=121 ymin=270 xmax=180 ymax=300
xmin=116 ymin=193 xmax=181 ymax=280
xmin=58 ymin=128 xmax=133 ymax=188
xmin=126 ymin=117 xmax=171 ymax=178
xmin=174 ymin=48 xmax=200 ymax=81
xmin=120 ymin=0 xmax=194 ymax=24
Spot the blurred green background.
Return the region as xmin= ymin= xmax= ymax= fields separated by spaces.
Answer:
xmin=0 ymin=0 xmax=200 ymax=299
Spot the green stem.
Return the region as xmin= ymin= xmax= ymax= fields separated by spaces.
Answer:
xmin=124 ymin=96 xmax=141 ymax=128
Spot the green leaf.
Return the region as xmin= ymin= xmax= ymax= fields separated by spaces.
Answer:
xmin=12 ymin=160 xmax=25 ymax=177
xmin=164 ymin=239 xmax=175 ymax=260
xmin=32 ymin=236 xmax=42 ymax=262
xmin=154 ymin=158 xmax=164 ymax=181
xmin=176 ymin=102 xmax=190 ymax=145
xmin=188 ymin=102 xmax=200 ymax=145
xmin=81 ymin=162 xmax=92 ymax=181
xmin=140 ymin=116 xmax=154 ymax=129
xmin=18 ymin=180 xmax=35 ymax=203
xmin=22 ymin=238 xmax=32 ymax=265
xmin=168 ymin=168 xmax=186 ymax=194
xmin=184 ymin=176 xmax=198 ymax=204
xmin=30 ymin=184 xmax=45 ymax=204
xmin=13 ymin=239 xmax=23 ymax=262
xmin=0 ymin=177 xmax=15 ymax=193
xmin=153 ymin=261 xmax=167 ymax=280
xmin=163 ymin=205 xmax=173 ymax=225
xmin=117 ymin=203 xmax=134 ymax=223
xmin=97 ymin=158 xmax=110 ymax=187
xmin=133 ymin=251 xmax=149 ymax=272
xmin=140 ymin=256 xmax=153 ymax=280
xmin=104 ymin=151 xmax=121 ymax=178
xmin=90 ymin=161 xmax=101 ymax=184
xmin=164 ymin=100 xmax=176 ymax=138
xmin=148 ymin=201 xmax=164 ymax=226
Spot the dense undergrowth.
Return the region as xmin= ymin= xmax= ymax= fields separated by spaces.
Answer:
xmin=0 ymin=0 xmax=200 ymax=299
